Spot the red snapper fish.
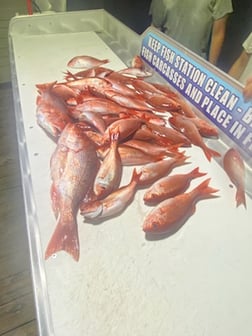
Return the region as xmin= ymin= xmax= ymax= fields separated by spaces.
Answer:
xmin=143 ymin=167 xmax=206 ymax=205
xmin=45 ymin=123 xmax=100 ymax=261
xmin=143 ymin=178 xmax=219 ymax=234
xmin=223 ymin=147 xmax=246 ymax=208
xmin=36 ymin=82 xmax=72 ymax=137
xmin=67 ymin=55 xmax=109 ymax=69
xmin=169 ymin=114 xmax=220 ymax=161
xmin=138 ymin=153 xmax=188 ymax=186
xmin=93 ymin=129 xmax=122 ymax=200
xmin=131 ymin=55 xmax=145 ymax=69
xmin=80 ymin=169 xmax=141 ymax=220
xmin=118 ymin=67 xmax=152 ymax=78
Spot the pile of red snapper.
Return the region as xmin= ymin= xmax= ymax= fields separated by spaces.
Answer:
xmin=35 ymin=55 xmax=247 ymax=261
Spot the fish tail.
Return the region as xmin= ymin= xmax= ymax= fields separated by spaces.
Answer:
xmin=176 ymin=151 xmax=190 ymax=165
xmin=45 ymin=214 xmax=79 ymax=261
xmin=35 ymin=81 xmax=57 ymax=93
xmin=203 ymin=146 xmax=221 ymax=162
xmin=190 ymin=167 xmax=207 ymax=178
xmin=236 ymin=188 xmax=247 ymax=209
xmin=131 ymin=168 xmax=142 ymax=184
xmin=193 ymin=178 xmax=219 ymax=199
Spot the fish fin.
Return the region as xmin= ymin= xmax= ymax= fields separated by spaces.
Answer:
xmin=236 ymin=188 xmax=246 ymax=209
xmin=131 ymin=168 xmax=142 ymax=184
xmin=80 ymin=200 xmax=103 ymax=219
xmin=194 ymin=178 xmax=219 ymax=198
xmin=45 ymin=214 xmax=79 ymax=261
xmin=35 ymin=81 xmax=57 ymax=94
xmin=204 ymin=147 xmax=221 ymax=162
xmin=190 ymin=167 xmax=207 ymax=178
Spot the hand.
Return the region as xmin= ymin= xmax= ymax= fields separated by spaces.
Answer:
xmin=243 ymin=77 xmax=252 ymax=101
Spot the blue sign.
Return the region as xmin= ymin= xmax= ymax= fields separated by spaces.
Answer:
xmin=141 ymin=31 xmax=252 ymax=162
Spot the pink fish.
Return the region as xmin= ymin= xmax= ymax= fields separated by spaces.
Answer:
xmin=143 ymin=178 xmax=219 ymax=234
xmin=106 ymin=71 xmax=135 ymax=85
xmin=143 ymin=167 xmax=206 ymax=205
xmin=67 ymin=55 xmax=109 ymax=69
xmin=138 ymin=153 xmax=188 ymax=186
xmin=93 ymin=129 xmax=122 ymax=199
xmin=70 ymin=109 xmax=106 ymax=134
xmin=70 ymin=97 xmax=128 ymax=115
xmin=131 ymin=55 xmax=145 ymax=69
xmin=133 ymin=124 xmax=169 ymax=142
xmin=173 ymin=97 xmax=197 ymax=118
xmin=124 ymin=139 xmax=179 ymax=157
xmin=103 ymin=118 xmax=143 ymax=143
xmin=118 ymin=145 xmax=166 ymax=166
xmin=169 ymin=114 xmax=220 ymax=161
xmin=35 ymin=82 xmax=72 ymax=137
xmin=131 ymin=79 xmax=166 ymax=96
xmin=151 ymin=83 xmax=196 ymax=118
xmin=64 ymin=67 xmax=113 ymax=81
xmin=80 ymin=168 xmax=141 ymax=220
xmin=223 ymin=148 xmax=246 ymax=208
xmin=146 ymin=122 xmax=191 ymax=147
xmin=146 ymin=94 xmax=182 ymax=112
xmin=45 ymin=123 xmax=100 ymax=261
xmin=118 ymin=67 xmax=152 ymax=78
xmin=105 ymin=77 xmax=138 ymax=97
xmin=66 ymin=77 xmax=112 ymax=93
xmin=174 ymin=114 xmax=219 ymax=138
xmin=104 ymin=90 xmax=153 ymax=111
xmin=36 ymin=103 xmax=71 ymax=138
xmin=126 ymin=109 xmax=166 ymax=126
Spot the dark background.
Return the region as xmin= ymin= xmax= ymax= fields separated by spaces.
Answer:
xmin=67 ymin=0 xmax=152 ymax=34
xmin=67 ymin=0 xmax=252 ymax=72
xmin=217 ymin=0 xmax=252 ymax=72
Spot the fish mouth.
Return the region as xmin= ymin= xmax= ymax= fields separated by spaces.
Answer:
xmin=80 ymin=202 xmax=103 ymax=219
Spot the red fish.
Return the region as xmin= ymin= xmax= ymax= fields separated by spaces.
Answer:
xmin=143 ymin=167 xmax=206 ymax=205
xmin=70 ymin=97 xmax=128 ymax=115
xmin=80 ymin=169 xmax=141 ymax=220
xmin=67 ymin=55 xmax=109 ymax=69
xmin=169 ymin=114 xmax=220 ymax=161
xmin=104 ymin=90 xmax=153 ymax=111
xmin=174 ymin=114 xmax=219 ymax=138
xmin=45 ymin=123 xmax=100 ymax=261
xmin=103 ymin=118 xmax=143 ymax=143
xmin=118 ymin=67 xmax=152 ymax=78
xmin=64 ymin=67 xmax=113 ymax=81
xmin=124 ymin=139 xmax=179 ymax=157
xmin=173 ymin=97 xmax=197 ymax=118
xmin=126 ymin=109 xmax=165 ymax=126
xmin=146 ymin=94 xmax=182 ymax=112
xmin=70 ymin=109 xmax=106 ymax=134
xmin=118 ymin=145 xmax=166 ymax=166
xmin=66 ymin=77 xmax=112 ymax=92
xmin=146 ymin=122 xmax=191 ymax=147
xmin=131 ymin=79 xmax=166 ymax=96
xmin=138 ymin=153 xmax=188 ymax=186
xmin=223 ymin=148 xmax=247 ymax=208
xmin=105 ymin=77 xmax=138 ymax=97
xmin=36 ymin=103 xmax=71 ymax=138
xmin=93 ymin=129 xmax=122 ymax=199
xmin=143 ymin=178 xmax=219 ymax=234
xmin=36 ymin=82 xmax=72 ymax=137
xmin=131 ymin=55 xmax=145 ymax=69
